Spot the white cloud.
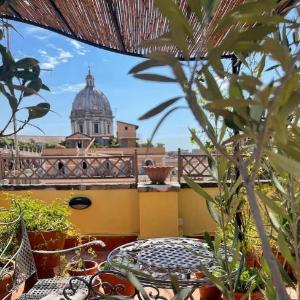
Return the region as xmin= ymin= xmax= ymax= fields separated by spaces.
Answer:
xmin=51 ymin=83 xmax=85 ymax=94
xmin=25 ymin=26 xmax=52 ymax=40
xmin=69 ymin=40 xmax=81 ymax=50
xmin=68 ymin=39 xmax=89 ymax=56
xmin=38 ymin=48 xmax=73 ymax=70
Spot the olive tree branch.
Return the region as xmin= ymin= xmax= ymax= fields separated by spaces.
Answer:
xmin=250 ymin=50 xmax=300 ymax=183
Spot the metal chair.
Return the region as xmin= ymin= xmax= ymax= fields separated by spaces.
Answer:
xmin=2 ymin=215 xmax=105 ymax=300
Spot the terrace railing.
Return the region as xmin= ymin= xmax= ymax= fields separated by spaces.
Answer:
xmin=0 ymin=154 xmax=138 ymax=184
xmin=177 ymin=151 xmax=212 ymax=183
xmin=177 ymin=149 xmax=270 ymax=183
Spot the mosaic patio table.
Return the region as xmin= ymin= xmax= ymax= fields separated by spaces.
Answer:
xmin=107 ymin=237 xmax=234 ymax=298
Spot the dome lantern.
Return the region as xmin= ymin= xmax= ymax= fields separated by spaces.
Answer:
xmin=86 ymin=66 xmax=95 ymax=87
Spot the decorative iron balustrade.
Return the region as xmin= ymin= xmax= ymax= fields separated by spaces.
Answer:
xmin=177 ymin=150 xmax=270 ymax=183
xmin=0 ymin=154 xmax=138 ymax=184
xmin=178 ymin=153 xmax=212 ymax=182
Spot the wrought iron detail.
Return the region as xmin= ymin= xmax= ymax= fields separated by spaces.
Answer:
xmin=0 ymin=155 xmax=137 ymax=183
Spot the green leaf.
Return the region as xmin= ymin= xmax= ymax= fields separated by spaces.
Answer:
xmin=128 ymin=59 xmax=164 ymax=74
xmin=126 ymin=272 xmax=150 ymax=300
xmin=262 ymin=38 xmax=290 ymax=70
xmin=26 ymin=103 xmax=50 ymax=120
xmin=15 ymin=70 xmax=37 ymax=81
xmin=255 ymin=55 xmax=266 ymax=77
xmin=24 ymin=78 xmax=42 ymax=96
xmin=203 ymin=68 xmax=223 ymax=101
xmin=183 ymin=175 xmax=214 ymax=202
xmin=15 ymin=57 xmax=39 ymax=69
xmin=188 ymin=128 xmax=213 ymax=159
xmin=229 ymin=79 xmax=243 ymax=100
xmin=256 ymin=190 xmax=284 ymax=217
xmin=204 ymin=231 xmax=214 ymax=251
xmin=148 ymin=106 xmax=186 ymax=144
xmin=155 ymin=0 xmax=193 ymax=57
xmin=134 ymin=73 xmax=177 ymax=82
xmin=277 ymin=230 xmax=295 ymax=268
xmin=139 ymin=96 xmax=182 ymax=120
xmin=41 ymin=84 xmax=50 ymax=91
xmin=267 ymin=151 xmax=300 ymax=178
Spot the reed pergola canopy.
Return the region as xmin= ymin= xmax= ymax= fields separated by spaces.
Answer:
xmin=0 ymin=0 xmax=294 ymax=59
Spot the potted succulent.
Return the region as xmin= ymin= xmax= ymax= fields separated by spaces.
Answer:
xmin=144 ymin=165 xmax=174 ymax=184
xmin=4 ymin=192 xmax=76 ymax=278
xmin=223 ymin=268 xmax=264 ymax=300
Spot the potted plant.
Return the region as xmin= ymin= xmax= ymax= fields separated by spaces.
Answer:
xmin=223 ymin=268 xmax=264 ymax=300
xmin=144 ymin=165 xmax=174 ymax=184
xmin=0 ymin=260 xmax=14 ymax=299
xmin=195 ymin=270 xmax=222 ymax=300
xmin=65 ymin=245 xmax=98 ymax=276
xmin=97 ymin=261 xmax=136 ymax=297
xmin=0 ymin=205 xmax=22 ymax=298
xmin=4 ymin=192 xmax=76 ymax=278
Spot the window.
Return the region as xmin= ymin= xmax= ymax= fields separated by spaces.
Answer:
xmin=107 ymin=124 xmax=110 ymax=133
xmin=125 ymin=126 xmax=128 ymax=130
xmin=79 ymin=124 xmax=83 ymax=133
xmin=94 ymin=123 xmax=99 ymax=134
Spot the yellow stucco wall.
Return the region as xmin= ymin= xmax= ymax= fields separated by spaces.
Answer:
xmin=0 ymin=189 xmax=139 ymax=236
xmin=0 ymin=186 xmax=217 ymax=237
xmin=139 ymin=192 xmax=179 ymax=238
xmin=178 ymin=188 xmax=218 ymax=236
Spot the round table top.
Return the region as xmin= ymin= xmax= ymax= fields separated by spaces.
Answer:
xmin=107 ymin=237 xmax=233 ymax=288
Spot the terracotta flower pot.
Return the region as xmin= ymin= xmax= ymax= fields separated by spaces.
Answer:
xmin=223 ymin=291 xmax=264 ymax=300
xmin=67 ymin=260 xmax=98 ymax=276
xmin=0 ymin=261 xmax=14 ymax=299
xmin=245 ymin=252 xmax=258 ymax=268
xmin=195 ymin=272 xmax=222 ymax=300
xmin=144 ymin=166 xmax=173 ymax=184
xmin=98 ymin=272 xmax=136 ymax=297
xmin=28 ymin=230 xmax=65 ymax=278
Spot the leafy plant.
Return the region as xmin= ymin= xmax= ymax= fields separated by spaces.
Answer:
xmin=0 ymin=2 xmax=51 ymax=138
xmin=235 ymin=268 xmax=263 ymax=294
xmin=60 ymin=236 xmax=97 ymax=275
xmin=2 ymin=192 xmax=75 ymax=233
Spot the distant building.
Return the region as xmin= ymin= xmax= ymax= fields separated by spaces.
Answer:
xmin=117 ymin=121 xmax=138 ymax=148
xmin=65 ymin=133 xmax=93 ymax=149
xmin=70 ymin=69 xmax=113 ymax=146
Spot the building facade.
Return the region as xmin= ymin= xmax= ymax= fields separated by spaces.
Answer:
xmin=117 ymin=121 xmax=138 ymax=148
xmin=70 ymin=69 xmax=113 ymax=146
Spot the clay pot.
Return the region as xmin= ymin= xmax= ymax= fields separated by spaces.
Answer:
xmin=67 ymin=260 xmax=98 ymax=276
xmin=144 ymin=166 xmax=173 ymax=184
xmin=195 ymin=272 xmax=222 ymax=300
xmin=245 ymin=252 xmax=258 ymax=268
xmin=223 ymin=291 xmax=264 ymax=300
xmin=0 ymin=261 xmax=14 ymax=299
xmin=98 ymin=272 xmax=136 ymax=297
xmin=28 ymin=230 xmax=65 ymax=278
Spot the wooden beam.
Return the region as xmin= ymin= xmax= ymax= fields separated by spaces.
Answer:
xmin=105 ymin=0 xmax=126 ymax=52
xmin=47 ymin=0 xmax=76 ymax=36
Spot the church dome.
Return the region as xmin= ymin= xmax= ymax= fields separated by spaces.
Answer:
xmin=71 ymin=69 xmax=112 ymax=116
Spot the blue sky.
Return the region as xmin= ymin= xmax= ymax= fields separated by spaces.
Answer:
xmin=3 ymin=21 xmax=201 ymax=151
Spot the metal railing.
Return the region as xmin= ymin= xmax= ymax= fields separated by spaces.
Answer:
xmin=177 ymin=149 xmax=212 ymax=182
xmin=0 ymin=153 xmax=138 ymax=184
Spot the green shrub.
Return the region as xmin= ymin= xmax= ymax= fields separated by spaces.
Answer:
xmin=2 ymin=192 xmax=76 ymax=234
xmin=235 ymin=268 xmax=263 ymax=293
